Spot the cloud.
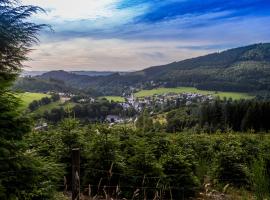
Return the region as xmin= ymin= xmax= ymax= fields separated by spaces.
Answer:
xmin=20 ymin=0 xmax=270 ymax=71
xmin=129 ymin=0 xmax=270 ymax=23
xmin=22 ymin=0 xmax=122 ymax=20
xmin=21 ymin=0 xmax=148 ymax=29
xmin=23 ymin=38 xmax=213 ymax=71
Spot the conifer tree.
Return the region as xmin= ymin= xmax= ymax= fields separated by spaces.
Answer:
xmin=0 ymin=1 xmax=61 ymax=199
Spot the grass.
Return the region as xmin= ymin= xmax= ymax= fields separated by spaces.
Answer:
xmin=32 ymin=101 xmax=76 ymax=115
xmin=102 ymin=96 xmax=125 ymax=102
xmin=33 ymin=101 xmax=62 ymax=114
xmin=134 ymin=87 xmax=254 ymax=100
xmin=250 ymin=158 xmax=270 ymax=199
xmin=153 ymin=113 xmax=167 ymax=125
xmin=16 ymin=92 xmax=50 ymax=108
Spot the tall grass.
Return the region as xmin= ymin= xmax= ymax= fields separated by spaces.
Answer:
xmin=250 ymin=158 xmax=270 ymax=199
xmin=196 ymin=158 xmax=209 ymax=184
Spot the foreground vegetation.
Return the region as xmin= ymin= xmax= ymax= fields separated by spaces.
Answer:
xmin=134 ymin=87 xmax=254 ymax=100
xmin=27 ymin=121 xmax=270 ymax=199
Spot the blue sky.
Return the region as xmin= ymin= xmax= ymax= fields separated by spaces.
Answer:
xmin=22 ymin=0 xmax=270 ymax=71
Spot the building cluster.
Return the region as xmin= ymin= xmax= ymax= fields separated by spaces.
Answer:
xmin=37 ymin=91 xmax=215 ymax=125
xmin=121 ymin=92 xmax=214 ymax=111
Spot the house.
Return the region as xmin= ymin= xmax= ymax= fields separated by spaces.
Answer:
xmin=60 ymin=97 xmax=71 ymax=103
xmin=34 ymin=123 xmax=48 ymax=131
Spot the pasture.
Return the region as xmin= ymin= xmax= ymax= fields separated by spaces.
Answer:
xmin=134 ymin=87 xmax=254 ymax=100
xmin=16 ymin=92 xmax=50 ymax=108
xmin=102 ymin=96 xmax=125 ymax=102
xmin=32 ymin=101 xmax=76 ymax=115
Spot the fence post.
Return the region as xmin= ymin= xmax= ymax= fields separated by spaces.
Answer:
xmin=72 ymin=148 xmax=80 ymax=200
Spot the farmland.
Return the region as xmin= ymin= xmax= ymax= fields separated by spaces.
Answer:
xmin=33 ymin=101 xmax=75 ymax=114
xmin=102 ymin=96 xmax=125 ymax=102
xmin=134 ymin=87 xmax=254 ymax=100
xmin=16 ymin=92 xmax=50 ymax=108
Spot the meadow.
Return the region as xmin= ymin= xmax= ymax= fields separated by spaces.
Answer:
xmin=102 ymin=96 xmax=125 ymax=102
xmin=16 ymin=92 xmax=50 ymax=108
xmin=134 ymin=87 xmax=254 ymax=100
xmin=32 ymin=101 xmax=76 ymax=116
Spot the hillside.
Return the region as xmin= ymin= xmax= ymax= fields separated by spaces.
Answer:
xmin=13 ymin=76 xmax=102 ymax=97
xmin=121 ymin=43 xmax=270 ymax=93
xmin=16 ymin=43 xmax=270 ymax=95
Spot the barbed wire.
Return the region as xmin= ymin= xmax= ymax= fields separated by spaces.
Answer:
xmin=0 ymin=165 xmax=248 ymax=181
xmin=79 ymin=167 xmax=192 ymax=179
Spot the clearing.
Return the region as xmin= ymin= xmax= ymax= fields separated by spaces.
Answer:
xmin=102 ymin=96 xmax=125 ymax=102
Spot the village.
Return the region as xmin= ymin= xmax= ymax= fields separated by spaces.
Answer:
xmin=34 ymin=91 xmax=215 ymax=126
xmin=123 ymin=92 xmax=214 ymax=111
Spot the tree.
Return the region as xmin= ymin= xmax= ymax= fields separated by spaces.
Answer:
xmin=28 ymin=99 xmax=39 ymax=111
xmin=0 ymin=1 xmax=61 ymax=199
xmin=0 ymin=0 xmax=46 ymax=88
xmin=51 ymin=93 xmax=60 ymax=102
xmin=40 ymin=96 xmax=51 ymax=105
xmin=135 ymin=110 xmax=154 ymax=133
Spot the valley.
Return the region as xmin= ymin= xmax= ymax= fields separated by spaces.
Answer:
xmin=2 ymin=0 xmax=270 ymax=199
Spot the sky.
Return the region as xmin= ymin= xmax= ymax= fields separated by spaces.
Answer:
xmin=21 ymin=0 xmax=270 ymax=71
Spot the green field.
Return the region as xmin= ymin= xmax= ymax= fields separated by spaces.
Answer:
xmin=134 ymin=87 xmax=254 ymax=100
xmin=32 ymin=101 xmax=76 ymax=115
xmin=102 ymin=96 xmax=125 ymax=102
xmin=16 ymin=92 xmax=50 ymax=108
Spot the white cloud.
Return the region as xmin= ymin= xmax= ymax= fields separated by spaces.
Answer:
xmin=23 ymin=38 xmax=212 ymax=71
xmin=22 ymin=0 xmax=120 ymax=20
xmin=20 ymin=1 xmax=270 ymax=71
xmin=21 ymin=0 xmax=148 ymax=30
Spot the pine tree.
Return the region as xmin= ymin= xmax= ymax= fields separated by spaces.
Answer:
xmin=0 ymin=1 xmax=61 ymax=199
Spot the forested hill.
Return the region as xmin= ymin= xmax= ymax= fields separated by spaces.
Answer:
xmin=16 ymin=43 xmax=270 ymax=95
xmin=137 ymin=43 xmax=270 ymax=92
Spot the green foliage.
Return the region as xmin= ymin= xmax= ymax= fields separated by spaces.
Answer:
xmin=0 ymin=1 xmax=46 ymax=88
xmin=161 ymin=144 xmax=199 ymax=199
xmin=28 ymin=94 xmax=59 ymax=111
xmin=0 ymin=92 xmax=63 ymax=199
xmin=39 ymin=99 xmax=137 ymax=124
xmin=27 ymin=120 xmax=270 ymax=199
xmin=13 ymin=77 xmax=73 ymax=93
xmin=0 ymin=0 xmax=63 ymax=198
xmin=199 ymin=100 xmax=270 ymax=132
xmin=135 ymin=110 xmax=154 ymax=133
xmin=213 ymin=141 xmax=250 ymax=186
xmin=166 ymin=107 xmax=198 ymax=132
xmin=250 ymin=158 xmax=270 ymax=199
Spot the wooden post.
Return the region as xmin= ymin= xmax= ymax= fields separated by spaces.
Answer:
xmin=72 ymin=148 xmax=80 ymax=200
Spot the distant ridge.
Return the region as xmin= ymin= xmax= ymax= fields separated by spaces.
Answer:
xmin=22 ymin=70 xmax=126 ymax=77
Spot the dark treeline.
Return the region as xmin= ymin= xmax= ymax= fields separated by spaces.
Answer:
xmin=165 ymin=99 xmax=270 ymax=133
xmin=196 ymin=81 xmax=258 ymax=92
xmin=200 ymin=100 xmax=270 ymax=132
